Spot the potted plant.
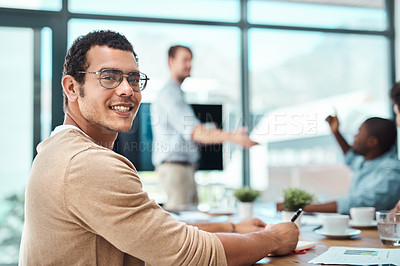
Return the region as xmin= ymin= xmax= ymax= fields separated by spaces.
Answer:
xmin=281 ymin=188 xmax=314 ymax=227
xmin=0 ymin=191 xmax=25 ymax=262
xmin=234 ymin=187 xmax=261 ymax=220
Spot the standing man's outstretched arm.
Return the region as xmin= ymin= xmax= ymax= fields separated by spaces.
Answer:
xmin=192 ymin=124 xmax=258 ymax=149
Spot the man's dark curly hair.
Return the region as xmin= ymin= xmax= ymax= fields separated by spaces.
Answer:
xmin=363 ymin=117 xmax=397 ymax=154
xmin=62 ymin=30 xmax=137 ymax=111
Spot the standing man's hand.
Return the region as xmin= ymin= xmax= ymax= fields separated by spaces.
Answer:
xmin=231 ymin=127 xmax=258 ymax=149
xmin=235 ymin=218 xmax=266 ymax=233
xmin=325 ymin=115 xmax=339 ymax=133
xmin=265 ymin=222 xmax=299 ymax=256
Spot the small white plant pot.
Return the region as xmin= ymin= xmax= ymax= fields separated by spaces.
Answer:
xmin=282 ymin=210 xmax=302 ymax=228
xmin=238 ymin=202 xmax=254 ymax=220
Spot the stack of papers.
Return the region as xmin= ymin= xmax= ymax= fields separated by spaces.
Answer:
xmin=309 ymin=246 xmax=400 ymax=265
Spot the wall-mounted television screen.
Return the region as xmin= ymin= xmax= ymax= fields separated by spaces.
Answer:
xmin=114 ymin=103 xmax=223 ymax=171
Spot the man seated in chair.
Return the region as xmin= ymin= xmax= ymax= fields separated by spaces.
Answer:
xmin=389 ymin=81 xmax=400 ymax=214
xmin=279 ymin=115 xmax=400 ymax=215
xmin=19 ymin=30 xmax=299 ymax=266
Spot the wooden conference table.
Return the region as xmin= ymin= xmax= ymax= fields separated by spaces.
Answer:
xmin=256 ymin=224 xmax=396 ymax=265
xmin=178 ymin=206 xmax=398 ymax=265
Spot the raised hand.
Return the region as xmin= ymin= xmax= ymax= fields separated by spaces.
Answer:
xmin=325 ymin=115 xmax=339 ymax=133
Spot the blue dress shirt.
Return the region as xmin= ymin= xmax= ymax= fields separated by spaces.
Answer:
xmin=151 ymin=79 xmax=201 ymax=166
xmin=337 ymin=149 xmax=400 ymax=214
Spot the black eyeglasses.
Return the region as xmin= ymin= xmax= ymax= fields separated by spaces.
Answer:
xmin=78 ymin=69 xmax=149 ymax=92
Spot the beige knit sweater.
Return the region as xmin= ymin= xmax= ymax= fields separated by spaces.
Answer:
xmin=19 ymin=128 xmax=227 ymax=266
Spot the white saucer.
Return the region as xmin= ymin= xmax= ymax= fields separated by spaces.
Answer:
xmin=206 ymin=209 xmax=235 ymax=216
xmin=349 ymin=220 xmax=377 ymax=228
xmin=315 ymin=228 xmax=361 ymax=238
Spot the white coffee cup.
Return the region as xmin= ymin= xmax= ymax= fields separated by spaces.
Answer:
xmin=321 ymin=214 xmax=349 ymax=234
xmin=350 ymin=207 xmax=375 ymax=224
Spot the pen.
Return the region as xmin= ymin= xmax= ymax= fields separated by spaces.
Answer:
xmin=291 ymin=208 xmax=303 ymax=222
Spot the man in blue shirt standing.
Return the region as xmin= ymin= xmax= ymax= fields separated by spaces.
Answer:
xmin=151 ymin=45 xmax=257 ymax=210
xmin=299 ymin=115 xmax=400 ymax=214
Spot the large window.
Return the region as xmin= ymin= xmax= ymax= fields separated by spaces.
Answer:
xmin=68 ymin=0 xmax=240 ymax=22
xmin=0 ymin=1 xmax=396 ymax=263
xmin=249 ymin=29 xmax=390 ymax=201
xmin=0 ymin=27 xmax=34 ymax=263
xmin=0 ymin=26 xmax=52 ymax=264
xmin=248 ymin=0 xmax=387 ymax=31
xmin=0 ymin=0 xmax=61 ymax=11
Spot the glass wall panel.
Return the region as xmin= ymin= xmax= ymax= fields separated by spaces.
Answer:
xmin=248 ymin=29 xmax=390 ymax=202
xmin=248 ymin=0 xmax=386 ymax=31
xmin=69 ymin=0 xmax=240 ymax=22
xmin=0 ymin=27 xmax=33 ymax=264
xmin=0 ymin=0 xmax=61 ymax=11
xmin=68 ymin=19 xmax=242 ymax=208
xmin=41 ymin=27 xmax=52 ymax=141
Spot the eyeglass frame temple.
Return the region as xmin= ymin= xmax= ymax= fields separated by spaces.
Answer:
xmin=77 ymin=70 xmax=150 ymax=90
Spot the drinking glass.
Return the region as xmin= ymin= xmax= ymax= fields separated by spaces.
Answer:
xmin=376 ymin=211 xmax=400 ymax=246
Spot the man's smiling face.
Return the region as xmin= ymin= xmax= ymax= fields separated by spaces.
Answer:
xmin=76 ymin=45 xmax=141 ymax=133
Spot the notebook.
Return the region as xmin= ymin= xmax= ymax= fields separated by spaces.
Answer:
xmin=296 ymin=240 xmax=316 ymax=251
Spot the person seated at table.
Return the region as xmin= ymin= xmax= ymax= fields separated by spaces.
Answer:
xmin=390 ymin=81 xmax=400 ymax=128
xmin=280 ymin=115 xmax=400 ymax=215
xmin=19 ymin=30 xmax=299 ymax=266
xmin=389 ymin=81 xmax=400 ymax=214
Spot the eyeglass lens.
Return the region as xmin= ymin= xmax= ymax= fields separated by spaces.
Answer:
xmin=100 ymin=69 xmax=146 ymax=91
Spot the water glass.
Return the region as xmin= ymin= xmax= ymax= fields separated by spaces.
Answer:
xmin=376 ymin=211 xmax=400 ymax=246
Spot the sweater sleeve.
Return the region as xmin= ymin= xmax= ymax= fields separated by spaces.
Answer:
xmin=64 ymin=148 xmax=227 ymax=266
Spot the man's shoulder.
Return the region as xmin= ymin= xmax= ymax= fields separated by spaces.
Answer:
xmin=344 ymin=150 xmax=363 ymax=166
xmin=38 ymin=128 xmax=122 ymax=167
xmin=159 ymin=80 xmax=181 ymax=96
xmin=43 ymin=128 xmax=100 ymax=153
xmin=152 ymin=81 xmax=185 ymax=111
xmin=376 ymin=154 xmax=400 ymax=171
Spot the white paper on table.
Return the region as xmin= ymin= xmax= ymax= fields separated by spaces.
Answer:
xmin=308 ymin=246 xmax=400 ymax=265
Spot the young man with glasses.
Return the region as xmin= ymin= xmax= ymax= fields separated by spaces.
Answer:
xmin=151 ymin=45 xmax=258 ymax=211
xmin=19 ymin=30 xmax=298 ymax=265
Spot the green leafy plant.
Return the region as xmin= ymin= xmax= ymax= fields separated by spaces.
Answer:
xmin=234 ymin=187 xmax=261 ymax=203
xmin=283 ymin=188 xmax=314 ymax=212
xmin=0 ymin=190 xmax=25 ymax=247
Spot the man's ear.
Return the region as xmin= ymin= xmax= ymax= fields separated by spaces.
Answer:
xmin=167 ymin=57 xmax=173 ymax=68
xmin=62 ymin=75 xmax=79 ymax=102
xmin=367 ymin=136 xmax=379 ymax=148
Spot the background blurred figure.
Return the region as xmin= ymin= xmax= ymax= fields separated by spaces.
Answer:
xmin=389 ymin=81 xmax=400 ymax=213
xmin=151 ymin=45 xmax=257 ymax=210
xmin=281 ymin=115 xmax=400 ymax=214
xmin=390 ymin=81 xmax=400 ymax=128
